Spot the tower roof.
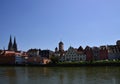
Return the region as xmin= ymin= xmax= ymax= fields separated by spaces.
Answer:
xmin=13 ymin=37 xmax=17 ymax=51
xmin=116 ymin=40 xmax=120 ymax=45
xmin=78 ymin=46 xmax=83 ymax=51
xmin=8 ymin=35 xmax=13 ymax=51
xmin=59 ymin=41 xmax=63 ymax=45
xmin=14 ymin=37 xmax=16 ymax=43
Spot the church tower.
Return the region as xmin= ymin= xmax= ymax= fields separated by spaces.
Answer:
xmin=8 ymin=36 xmax=18 ymax=51
xmin=55 ymin=47 xmax=58 ymax=52
xmin=8 ymin=35 xmax=13 ymax=51
xmin=13 ymin=37 xmax=17 ymax=51
xmin=59 ymin=41 xmax=64 ymax=52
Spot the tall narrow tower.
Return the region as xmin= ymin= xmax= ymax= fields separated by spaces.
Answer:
xmin=55 ymin=47 xmax=58 ymax=52
xmin=13 ymin=37 xmax=17 ymax=51
xmin=8 ymin=35 xmax=13 ymax=51
xmin=59 ymin=41 xmax=64 ymax=52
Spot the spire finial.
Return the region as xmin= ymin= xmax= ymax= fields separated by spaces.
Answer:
xmin=8 ymin=35 xmax=13 ymax=51
xmin=13 ymin=36 xmax=17 ymax=51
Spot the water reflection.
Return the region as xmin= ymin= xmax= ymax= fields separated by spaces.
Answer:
xmin=0 ymin=66 xmax=119 ymax=84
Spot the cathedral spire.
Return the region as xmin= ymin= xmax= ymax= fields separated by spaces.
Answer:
xmin=13 ymin=37 xmax=17 ymax=51
xmin=8 ymin=35 xmax=13 ymax=51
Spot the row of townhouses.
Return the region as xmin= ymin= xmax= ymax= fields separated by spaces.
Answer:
xmin=56 ymin=41 xmax=120 ymax=62
xmin=0 ymin=36 xmax=120 ymax=65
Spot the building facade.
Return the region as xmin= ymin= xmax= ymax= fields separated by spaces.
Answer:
xmin=84 ymin=46 xmax=93 ymax=61
xmin=40 ymin=50 xmax=53 ymax=59
xmin=15 ymin=53 xmax=24 ymax=64
xmin=92 ymin=47 xmax=100 ymax=60
xmin=55 ymin=41 xmax=65 ymax=57
xmin=107 ymin=45 xmax=120 ymax=60
xmin=99 ymin=46 xmax=108 ymax=60
xmin=27 ymin=49 xmax=41 ymax=57
xmin=62 ymin=46 xmax=86 ymax=62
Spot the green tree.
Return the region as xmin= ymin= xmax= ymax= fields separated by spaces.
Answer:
xmin=50 ymin=56 xmax=59 ymax=64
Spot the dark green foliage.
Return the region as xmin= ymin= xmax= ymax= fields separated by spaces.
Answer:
xmin=50 ymin=56 xmax=59 ymax=64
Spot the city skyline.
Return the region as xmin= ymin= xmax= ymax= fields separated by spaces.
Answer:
xmin=0 ymin=0 xmax=120 ymax=51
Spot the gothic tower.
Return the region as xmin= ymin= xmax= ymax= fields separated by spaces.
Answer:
xmin=55 ymin=47 xmax=58 ymax=52
xmin=59 ymin=41 xmax=64 ymax=52
xmin=8 ymin=36 xmax=18 ymax=51
xmin=8 ymin=35 xmax=13 ymax=51
xmin=116 ymin=40 xmax=120 ymax=45
xmin=13 ymin=37 xmax=17 ymax=51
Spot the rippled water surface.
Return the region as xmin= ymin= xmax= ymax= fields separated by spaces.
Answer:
xmin=0 ymin=66 xmax=120 ymax=84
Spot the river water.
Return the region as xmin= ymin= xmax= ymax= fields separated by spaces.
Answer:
xmin=0 ymin=66 xmax=119 ymax=84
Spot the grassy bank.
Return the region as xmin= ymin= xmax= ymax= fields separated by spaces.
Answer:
xmin=0 ymin=60 xmax=120 ymax=67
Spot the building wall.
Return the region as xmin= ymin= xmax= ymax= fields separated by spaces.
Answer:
xmin=85 ymin=49 xmax=93 ymax=61
xmin=99 ymin=47 xmax=108 ymax=60
xmin=63 ymin=47 xmax=86 ymax=62
xmin=0 ymin=56 xmax=15 ymax=64
xmin=27 ymin=49 xmax=40 ymax=57
xmin=92 ymin=47 xmax=100 ymax=60
xmin=15 ymin=55 xmax=24 ymax=64
xmin=42 ymin=58 xmax=51 ymax=64
xmin=107 ymin=45 xmax=120 ymax=60
xmin=40 ymin=50 xmax=53 ymax=59
xmin=27 ymin=56 xmax=41 ymax=64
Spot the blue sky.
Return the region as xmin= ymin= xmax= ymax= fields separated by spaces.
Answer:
xmin=0 ymin=0 xmax=120 ymax=51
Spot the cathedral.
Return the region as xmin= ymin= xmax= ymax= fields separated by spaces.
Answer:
xmin=8 ymin=36 xmax=18 ymax=51
xmin=55 ymin=41 xmax=64 ymax=57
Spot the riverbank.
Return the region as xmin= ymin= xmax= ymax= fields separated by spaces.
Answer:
xmin=0 ymin=61 xmax=120 ymax=67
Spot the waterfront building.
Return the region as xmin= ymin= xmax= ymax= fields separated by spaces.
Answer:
xmin=27 ymin=56 xmax=41 ymax=64
xmin=15 ymin=54 xmax=24 ymax=64
xmin=21 ymin=51 xmax=28 ymax=63
xmin=0 ymin=50 xmax=28 ymax=64
xmin=84 ymin=46 xmax=93 ymax=61
xmin=77 ymin=46 xmax=84 ymax=52
xmin=55 ymin=47 xmax=58 ymax=53
xmin=40 ymin=50 xmax=54 ymax=59
xmin=106 ymin=40 xmax=120 ymax=60
xmin=107 ymin=45 xmax=120 ymax=60
xmin=0 ymin=55 xmax=15 ymax=64
xmin=27 ymin=49 xmax=41 ymax=57
xmin=0 ymin=50 xmax=3 ymax=55
xmin=54 ymin=47 xmax=60 ymax=57
xmin=62 ymin=46 xmax=86 ymax=62
xmin=59 ymin=41 xmax=64 ymax=52
xmin=99 ymin=46 xmax=108 ymax=60
xmin=107 ymin=45 xmax=117 ymax=60
xmin=4 ymin=50 xmax=15 ymax=56
xmin=58 ymin=41 xmax=65 ymax=57
xmin=92 ymin=47 xmax=100 ymax=60
xmin=116 ymin=40 xmax=120 ymax=45
xmin=55 ymin=41 xmax=66 ymax=61
xmin=16 ymin=51 xmax=29 ymax=64
xmin=0 ymin=50 xmax=15 ymax=64
xmin=116 ymin=41 xmax=120 ymax=60
xmin=42 ymin=58 xmax=51 ymax=64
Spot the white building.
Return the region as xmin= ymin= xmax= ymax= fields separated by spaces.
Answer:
xmin=61 ymin=46 xmax=86 ymax=62
xmin=15 ymin=52 xmax=24 ymax=64
xmin=27 ymin=49 xmax=40 ymax=57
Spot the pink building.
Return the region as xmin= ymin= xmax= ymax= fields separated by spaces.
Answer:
xmin=85 ymin=46 xmax=93 ymax=61
xmin=99 ymin=46 xmax=108 ymax=60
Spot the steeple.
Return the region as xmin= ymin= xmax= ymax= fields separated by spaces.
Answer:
xmin=8 ymin=36 xmax=18 ymax=51
xmin=13 ymin=37 xmax=17 ymax=51
xmin=55 ymin=47 xmax=58 ymax=52
xmin=59 ymin=41 xmax=64 ymax=52
xmin=8 ymin=35 xmax=13 ymax=51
